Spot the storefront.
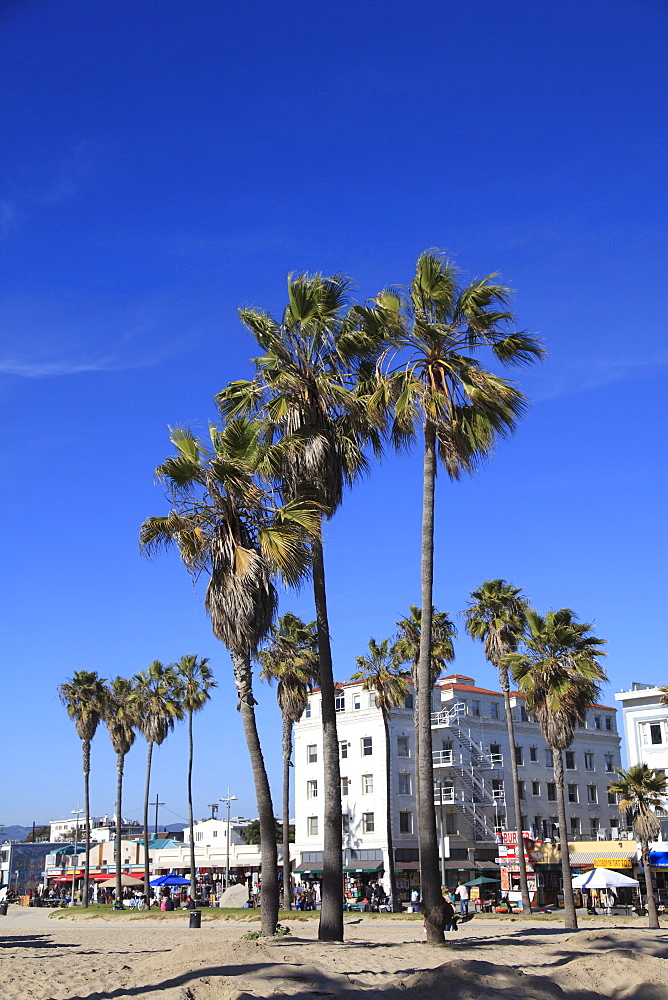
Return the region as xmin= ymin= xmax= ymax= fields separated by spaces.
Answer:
xmin=648 ymin=851 xmax=668 ymax=905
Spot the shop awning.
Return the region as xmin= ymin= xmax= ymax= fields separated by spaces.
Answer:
xmin=344 ymin=862 xmax=383 ymax=873
xmin=649 ymin=852 xmax=668 ymax=867
xmin=569 ymin=852 xmax=635 ymax=868
xmin=293 ymin=863 xmax=323 ymax=874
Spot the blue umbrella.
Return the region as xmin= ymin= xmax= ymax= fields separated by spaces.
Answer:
xmin=150 ymin=874 xmax=191 ymax=886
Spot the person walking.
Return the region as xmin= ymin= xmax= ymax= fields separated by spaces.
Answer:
xmin=454 ymin=882 xmax=469 ymax=916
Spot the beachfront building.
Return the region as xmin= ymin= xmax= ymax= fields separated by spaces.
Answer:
xmin=293 ymin=674 xmax=624 ymax=904
xmin=48 ymin=815 xmax=143 ymax=844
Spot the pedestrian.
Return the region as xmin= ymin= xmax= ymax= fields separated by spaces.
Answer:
xmin=454 ymin=882 xmax=469 ymax=916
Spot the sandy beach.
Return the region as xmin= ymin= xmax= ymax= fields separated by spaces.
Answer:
xmin=1 ymin=906 xmax=667 ymax=1000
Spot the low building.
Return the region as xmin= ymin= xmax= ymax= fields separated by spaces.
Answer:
xmin=1 ymin=841 xmax=62 ymax=895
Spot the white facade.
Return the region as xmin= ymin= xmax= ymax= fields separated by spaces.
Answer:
xmin=293 ymin=673 xmax=625 ymax=889
xmin=614 ymin=682 xmax=668 ymax=841
xmin=49 ymin=815 xmax=142 ymax=844
xmin=182 ymin=817 xmax=251 ymax=848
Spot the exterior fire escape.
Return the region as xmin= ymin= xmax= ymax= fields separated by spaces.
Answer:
xmin=431 ymin=702 xmax=505 ymax=842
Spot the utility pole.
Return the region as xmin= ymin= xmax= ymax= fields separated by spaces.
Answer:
xmin=220 ymin=789 xmax=237 ymax=890
xmin=153 ymin=795 xmax=165 ymax=837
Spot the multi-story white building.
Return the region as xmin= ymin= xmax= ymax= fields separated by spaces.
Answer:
xmin=615 ymin=682 xmax=668 ymax=842
xmin=49 ymin=815 xmax=143 ymax=843
xmin=293 ymin=673 xmax=624 ymax=899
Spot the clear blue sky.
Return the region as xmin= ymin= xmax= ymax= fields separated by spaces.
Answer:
xmin=1 ymin=0 xmax=666 ymax=828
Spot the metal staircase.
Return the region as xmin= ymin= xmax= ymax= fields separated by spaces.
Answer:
xmin=431 ymin=701 xmax=504 ymax=842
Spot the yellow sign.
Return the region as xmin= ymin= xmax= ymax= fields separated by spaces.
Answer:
xmin=593 ymin=858 xmax=632 ymax=868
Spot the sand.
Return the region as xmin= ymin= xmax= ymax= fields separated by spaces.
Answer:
xmin=1 ymin=906 xmax=667 ymax=1000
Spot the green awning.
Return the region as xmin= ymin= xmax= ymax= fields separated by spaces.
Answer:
xmin=293 ymin=863 xmax=323 ymax=874
xmin=344 ymin=862 xmax=383 ymax=873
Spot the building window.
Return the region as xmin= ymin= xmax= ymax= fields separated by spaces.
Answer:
xmin=362 ymin=774 xmax=374 ymax=795
xmin=645 ymin=723 xmax=664 ymax=746
xmin=584 ymin=753 xmax=594 ymax=771
xmin=490 ymin=743 xmax=501 ymax=757
xmin=570 ymin=816 xmax=580 ymax=835
xmin=547 ymin=783 xmax=557 ymax=801
xmin=307 ymin=817 xmax=318 ymax=836
xmin=590 ymin=817 xmax=599 ymax=836
xmin=545 ymin=749 xmax=554 ymax=768
xmin=529 ymin=746 xmax=538 ymax=762
xmin=304 ymin=702 xmax=311 ymax=719
xmin=594 ymin=716 xmax=601 ymax=730
xmin=532 ymin=781 xmax=540 ymax=796
xmin=397 ymin=736 xmax=410 ymax=757
xmin=340 ymin=741 xmax=348 ymax=760
xmin=307 ymin=780 xmax=318 ymax=799
xmin=587 ymin=785 xmax=598 ymax=803
xmin=196 ymin=832 xmax=203 ymax=841
xmin=607 ymin=789 xmax=617 ymax=805
xmin=605 ymin=716 xmax=613 ymax=731
xmin=518 ymin=704 xmax=529 ymax=722
xmin=362 ymin=737 xmax=373 ymax=756
xmin=492 ymin=778 xmax=504 ymax=799
xmin=362 ymin=812 xmax=375 ymax=834
xmin=490 ymin=702 xmax=499 ymax=719
xmin=342 ymin=815 xmax=350 ymax=833
xmin=518 ymin=781 xmax=526 ymax=800
xmin=341 ymin=777 xmax=349 ymax=797
xmin=604 ymin=755 xmax=614 ymax=773
xmin=399 ymin=811 xmax=413 ymax=834
xmin=353 ymin=693 xmax=361 ymax=710
xmin=565 ymin=751 xmax=576 ymax=770
xmin=213 ymin=829 xmax=217 ymax=837
xmin=471 ymin=700 xmax=480 ymax=717
xmin=515 ymin=746 xmax=524 ymax=766
xmin=398 ymin=773 xmax=412 ymax=795
xmin=335 ymin=691 xmax=345 ymax=713
xmin=307 ymin=745 xmax=317 ymax=763
xmin=369 ymin=691 xmax=376 ymax=708
xmin=568 ymin=784 xmax=578 ymax=803
xmin=404 ymin=692 xmax=414 ymax=710
xmin=445 ymin=813 xmax=458 ymax=835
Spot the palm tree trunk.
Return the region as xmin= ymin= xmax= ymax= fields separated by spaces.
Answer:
xmin=500 ymin=674 xmax=532 ymax=914
xmin=231 ymin=651 xmax=279 ymax=936
xmin=641 ymin=841 xmax=659 ymax=928
xmin=382 ymin=712 xmax=400 ymax=911
xmin=187 ymin=709 xmax=197 ymax=905
xmin=417 ymin=423 xmax=445 ymax=944
xmin=82 ymin=739 xmax=91 ymax=908
xmin=553 ymin=749 xmax=577 ymax=929
xmin=115 ymin=752 xmax=124 ymax=905
xmin=282 ymin=715 xmax=293 ymax=910
xmin=311 ymin=536 xmax=344 ymax=942
xmin=143 ymin=741 xmax=153 ymax=909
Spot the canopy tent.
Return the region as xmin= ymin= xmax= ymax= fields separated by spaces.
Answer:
xmin=572 ymin=868 xmax=639 ymax=890
xmin=462 ymin=876 xmax=500 ymax=887
xmin=99 ymin=875 xmax=144 ymax=888
xmin=150 ymin=875 xmax=191 ymax=886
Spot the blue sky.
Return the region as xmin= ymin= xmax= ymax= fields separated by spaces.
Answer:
xmin=1 ymin=0 xmax=666 ymax=828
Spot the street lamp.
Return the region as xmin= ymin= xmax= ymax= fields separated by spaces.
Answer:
xmin=70 ymin=807 xmax=84 ymax=906
xmin=220 ymin=789 xmax=237 ymax=890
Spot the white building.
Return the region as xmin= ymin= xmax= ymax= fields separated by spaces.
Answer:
xmin=615 ymin=682 xmax=668 ymax=841
xmin=49 ymin=815 xmax=142 ymax=844
xmin=293 ymin=674 xmax=624 ymax=901
xmin=182 ymin=817 xmax=251 ymax=849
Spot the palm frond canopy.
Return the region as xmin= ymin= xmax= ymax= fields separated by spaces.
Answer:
xmin=394 ymin=605 xmax=456 ymax=686
xmin=350 ymin=638 xmax=409 ymax=715
xmin=609 ymin=764 xmax=667 ymax=843
xmin=140 ymin=418 xmax=320 ymax=656
xmin=258 ymin=612 xmax=319 ymax=723
xmin=133 ymin=661 xmax=185 ymax=745
xmin=508 ymin=608 xmax=607 ymax=750
xmin=367 ymin=251 xmax=545 ymax=478
xmin=216 ymin=273 xmax=387 ymax=517
xmin=104 ymin=677 xmax=137 ymax=757
xmin=59 ymin=670 xmax=108 ymax=743
xmin=464 ymin=579 xmax=529 ymax=670
xmin=175 ymin=655 xmax=217 ymax=714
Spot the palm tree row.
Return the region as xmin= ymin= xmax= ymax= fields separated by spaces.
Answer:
xmin=59 ymin=655 xmax=214 ymax=908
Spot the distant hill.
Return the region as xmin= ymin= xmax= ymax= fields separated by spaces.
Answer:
xmin=1 ymin=825 xmax=47 ymax=841
xmin=164 ymin=823 xmax=187 ymax=833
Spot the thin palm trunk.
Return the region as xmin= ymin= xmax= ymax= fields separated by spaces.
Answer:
xmin=500 ymin=676 xmax=532 ymax=914
xmin=311 ymin=537 xmax=344 ymax=942
xmin=282 ymin=715 xmax=293 ymax=910
xmin=231 ymin=651 xmax=279 ymax=935
xmin=382 ymin=711 xmax=400 ymax=911
xmin=641 ymin=841 xmax=659 ymax=928
xmin=553 ymin=750 xmax=577 ymax=929
xmin=143 ymin=741 xmax=153 ymax=908
xmin=82 ymin=739 xmax=91 ymax=908
xmin=417 ymin=423 xmax=445 ymax=943
xmin=187 ymin=709 xmax=197 ymax=904
xmin=115 ymin=753 xmax=124 ymax=905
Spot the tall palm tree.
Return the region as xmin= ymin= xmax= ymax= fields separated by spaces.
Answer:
xmin=508 ymin=608 xmax=607 ymax=930
xmin=59 ymin=670 xmax=107 ymax=908
xmin=350 ymin=638 xmax=409 ymax=912
xmin=103 ymin=677 xmax=137 ymax=905
xmin=140 ymin=417 xmax=319 ymax=935
xmin=258 ymin=612 xmax=319 ymax=911
xmin=133 ymin=661 xmax=185 ymax=907
xmin=609 ymin=764 xmax=667 ymax=929
xmin=368 ymin=251 xmax=544 ymax=942
xmin=174 ymin=654 xmax=217 ymax=903
xmin=464 ymin=579 xmax=532 ymax=913
xmin=217 ymin=273 xmax=385 ymax=941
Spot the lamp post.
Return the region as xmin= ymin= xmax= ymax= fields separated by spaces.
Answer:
xmin=70 ymin=807 xmax=84 ymax=906
xmin=220 ymin=789 xmax=237 ymax=890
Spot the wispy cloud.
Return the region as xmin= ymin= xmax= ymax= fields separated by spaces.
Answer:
xmin=532 ymin=350 xmax=668 ymax=402
xmin=0 ymin=353 xmax=161 ymax=379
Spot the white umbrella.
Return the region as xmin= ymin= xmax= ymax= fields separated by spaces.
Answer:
xmin=572 ymin=867 xmax=638 ymax=889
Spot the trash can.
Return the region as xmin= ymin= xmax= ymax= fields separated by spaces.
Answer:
xmin=0 ymin=902 xmax=8 ymax=916
xmin=189 ymin=910 xmax=201 ymax=929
